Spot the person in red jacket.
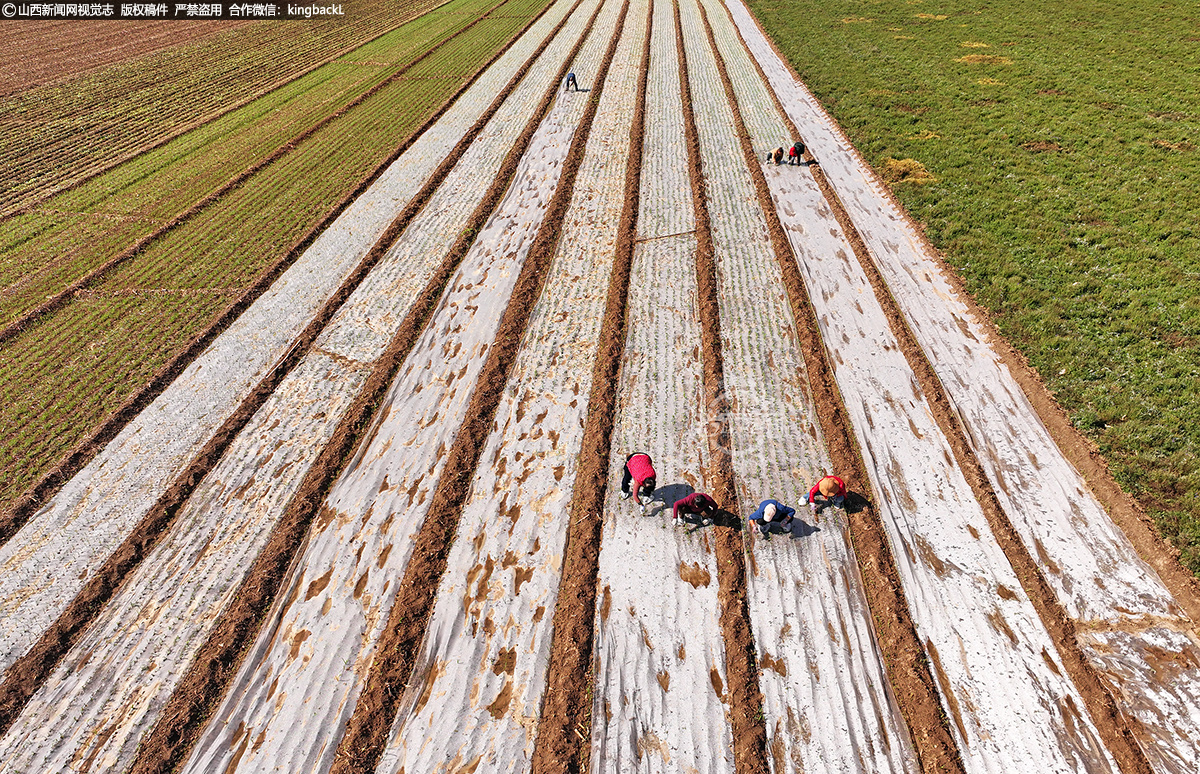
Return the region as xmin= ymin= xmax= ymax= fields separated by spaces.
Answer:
xmin=801 ymin=474 xmax=846 ymax=513
xmin=672 ymin=491 xmax=718 ymax=526
xmin=620 ymin=452 xmax=656 ymax=514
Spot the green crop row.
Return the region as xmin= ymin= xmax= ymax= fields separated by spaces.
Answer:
xmin=0 ymin=0 xmax=449 ymax=212
xmin=0 ymin=0 xmax=507 ymax=325
xmin=749 ymin=0 xmax=1200 ymax=572
xmin=0 ymin=0 xmax=555 ymax=515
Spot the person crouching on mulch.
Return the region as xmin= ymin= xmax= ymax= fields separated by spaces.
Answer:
xmin=748 ymin=500 xmax=795 ymax=539
xmin=801 ymin=474 xmax=846 ymax=515
xmin=672 ymin=491 xmax=718 ymax=527
xmin=620 ymin=451 xmax=657 ymax=515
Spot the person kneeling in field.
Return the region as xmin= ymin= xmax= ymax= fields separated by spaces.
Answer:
xmin=620 ymin=452 xmax=657 ymax=515
xmin=672 ymin=491 xmax=718 ymax=526
xmin=801 ymin=474 xmax=846 ymax=514
xmin=749 ymin=500 xmax=795 ymax=539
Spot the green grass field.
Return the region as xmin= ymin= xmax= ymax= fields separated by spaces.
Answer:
xmin=0 ymin=0 xmax=550 ymax=513
xmin=750 ymin=0 xmax=1200 ymax=572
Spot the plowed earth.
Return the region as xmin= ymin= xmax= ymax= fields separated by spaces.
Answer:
xmin=0 ymin=20 xmax=244 ymax=96
xmin=1 ymin=0 xmax=1198 ymax=773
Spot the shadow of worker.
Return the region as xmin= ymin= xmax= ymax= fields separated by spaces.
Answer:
xmin=647 ymin=482 xmax=692 ymax=518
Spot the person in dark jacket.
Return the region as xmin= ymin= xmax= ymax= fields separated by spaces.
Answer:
xmin=788 ymin=140 xmax=805 ymax=165
xmin=672 ymin=491 xmax=718 ymax=525
xmin=748 ymin=499 xmax=795 ymax=538
xmin=620 ymin=452 xmax=656 ymax=514
xmin=565 ymin=71 xmax=579 ymax=92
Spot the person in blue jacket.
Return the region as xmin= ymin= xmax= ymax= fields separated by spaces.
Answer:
xmin=748 ymin=499 xmax=795 ymax=538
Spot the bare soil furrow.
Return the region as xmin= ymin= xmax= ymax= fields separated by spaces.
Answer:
xmin=371 ymin=7 xmax=645 ymax=771
xmin=528 ymin=4 xmax=650 ymax=771
xmin=683 ymin=0 xmax=921 ymax=770
xmin=0 ymin=1 xmax=583 ymax=768
xmin=0 ymin=0 xmax=562 ymax=698
xmin=173 ymin=2 xmax=608 ymax=770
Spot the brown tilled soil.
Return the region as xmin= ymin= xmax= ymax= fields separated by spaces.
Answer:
xmin=0 ymin=21 xmax=246 ymax=97
xmin=0 ymin=0 xmax=522 ymax=551
xmin=528 ymin=2 xmax=650 ymax=771
xmin=709 ymin=3 xmax=964 ymax=773
xmin=674 ymin=1 xmax=768 ymax=772
xmin=325 ymin=3 xmax=622 ymax=772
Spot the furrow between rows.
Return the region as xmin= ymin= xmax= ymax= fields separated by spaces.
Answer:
xmin=172 ymin=1 xmax=611 ymax=770
xmin=683 ymin=0 xmax=921 ymax=770
xmin=0 ymin=0 xmax=587 ymax=768
xmin=371 ymin=5 xmax=647 ymax=770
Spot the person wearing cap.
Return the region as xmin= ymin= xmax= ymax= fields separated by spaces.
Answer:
xmin=748 ymin=499 xmax=795 ymax=538
xmin=801 ymin=475 xmax=846 ymax=512
xmin=672 ymin=491 xmax=718 ymax=525
xmin=620 ymin=452 xmax=657 ymax=514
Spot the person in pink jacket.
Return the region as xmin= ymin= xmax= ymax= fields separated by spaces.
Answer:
xmin=801 ymin=474 xmax=846 ymax=513
xmin=620 ymin=452 xmax=657 ymax=514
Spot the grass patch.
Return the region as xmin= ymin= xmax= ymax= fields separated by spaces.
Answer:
xmin=750 ymin=0 xmax=1200 ymax=574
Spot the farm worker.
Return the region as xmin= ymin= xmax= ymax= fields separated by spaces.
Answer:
xmin=788 ymin=141 xmax=805 ymax=165
xmin=801 ymin=475 xmax=846 ymax=512
xmin=620 ymin=452 xmax=656 ymax=514
xmin=748 ymin=499 xmax=795 ymax=538
xmin=769 ymin=146 xmax=785 ymax=165
xmin=565 ymin=71 xmax=579 ymax=92
xmin=672 ymin=492 xmax=718 ymax=525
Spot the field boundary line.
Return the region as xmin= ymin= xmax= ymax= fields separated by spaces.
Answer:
xmin=0 ymin=0 xmax=456 ymax=219
xmin=0 ymin=0 xmax=514 ymax=345
xmin=324 ymin=2 xmax=626 ymax=772
xmin=527 ymin=1 xmax=650 ymax=771
xmin=116 ymin=1 xmax=585 ymax=770
xmin=703 ymin=2 xmax=966 ymax=772
xmin=674 ymin=0 xmax=768 ymax=770
xmin=0 ymin=0 xmax=568 ymax=744
xmin=0 ymin=0 xmax=544 ymax=551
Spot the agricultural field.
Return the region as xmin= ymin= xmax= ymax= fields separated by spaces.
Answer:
xmin=0 ymin=0 xmax=553 ymax=522
xmin=0 ymin=0 xmax=450 ymax=213
xmin=747 ymin=0 xmax=1200 ymax=575
xmin=0 ymin=20 xmax=245 ymax=96
xmin=1 ymin=0 xmax=1199 ymax=773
